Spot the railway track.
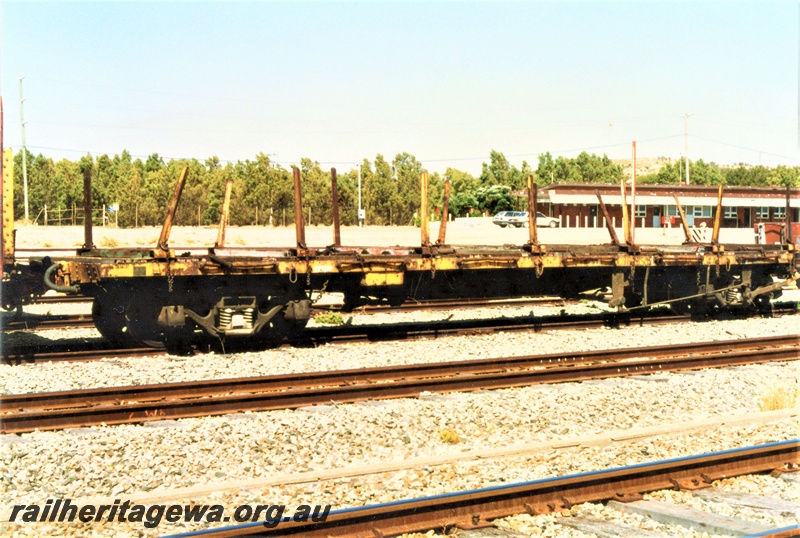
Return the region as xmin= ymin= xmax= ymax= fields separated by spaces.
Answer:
xmin=2 ymin=335 xmax=796 ymax=433
xmin=0 ymin=309 xmax=730 ymax=364
xmin=3 ymin=306 xmax=797 ymax=364
xmin=2 ymin=296 xmax=570 ymax=333
xmin=164 ymin=441 xmax=799 ymax=537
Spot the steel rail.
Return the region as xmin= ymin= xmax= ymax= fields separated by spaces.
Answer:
xmin=2 ymin=335 xmax=797 ymax=433
xmin=0 ymin=309 xmax=694 ymax=364
xmin=3 ymin=315 xmax=95 ymax=331
xmin=2 ymin=346 xmax=166 ymax=365
xmin=4 ymin=334 xmax=796 ymax=411
xmin=165 ymin=440 xmax=800 ymax=537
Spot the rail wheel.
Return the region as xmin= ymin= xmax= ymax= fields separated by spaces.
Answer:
xmin=124 ymin=294 xmax=169 ymax=349
xmin=92 ymin=289 xmax=139 ymax=347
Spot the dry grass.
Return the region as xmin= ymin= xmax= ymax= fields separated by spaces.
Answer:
xmin=758 ymin=383 xmax=799 ymax=411
xmin=439 ymin=427 xmax=461 ymax=444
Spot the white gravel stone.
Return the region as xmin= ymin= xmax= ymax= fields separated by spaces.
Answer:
xmin=1 ymin=298 xmax=797 ymax=537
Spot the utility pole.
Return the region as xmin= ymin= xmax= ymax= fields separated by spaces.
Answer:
xmin=19 ymin=76 xmax=29 ymax=221
xmin=682 ymin=111 xmax=694 ymax=185
xmin=631 ymin=141 xmax=636 ymax=244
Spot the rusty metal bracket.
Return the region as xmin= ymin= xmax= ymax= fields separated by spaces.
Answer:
xmin=609 ymin=270 xmax=628 ymax=308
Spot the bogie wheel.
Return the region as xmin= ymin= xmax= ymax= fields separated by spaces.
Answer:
xmin=92 ymin=290 xmax=138 ymax=347
xmin=124 ymin=295 xmax=168 ymax=349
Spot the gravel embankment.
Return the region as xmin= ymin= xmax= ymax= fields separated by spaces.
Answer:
xmin=1 ymin=285 xmax=797 ymax=537
xmin=2 ymin=307 xmax=797 ymax=394
xmin=1 ymin=312 xmax=798 ymax=536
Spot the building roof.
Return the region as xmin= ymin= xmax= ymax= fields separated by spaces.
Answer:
xmin=536 ymin=183 xmax=799 ymax=208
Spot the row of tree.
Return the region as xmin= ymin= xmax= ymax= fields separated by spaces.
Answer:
xmin=9 ymin=149 xmax=799 ymax=228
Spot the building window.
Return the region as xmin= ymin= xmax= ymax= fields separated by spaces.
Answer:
xmin=756 ymin=207 xmax=770 ymax=219
xmin=693 ymin=206 xmax=712 ymax=218
xmin=635 ymin=205 xmax=646 ymax=218
xmin=774 ymin=207 xmax=786 ymax=219
xmin=724 ymin=206 xmax=737 ymax=219
xmin=665 ymin=205 xmax=680 ymax=217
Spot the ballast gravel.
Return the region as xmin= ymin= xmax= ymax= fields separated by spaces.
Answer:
xmin=0 ymin=305 xmax=798 ymax=537
xmin=1 ymin=309 xmax=797 ymax=394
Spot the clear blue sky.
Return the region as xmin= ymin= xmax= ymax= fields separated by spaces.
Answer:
xmin=1 ymin=1 xmax=797 ymax=176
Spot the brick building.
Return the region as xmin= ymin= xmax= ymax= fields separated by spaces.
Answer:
xmin=534 ymin=184 xmax=798 ymax=229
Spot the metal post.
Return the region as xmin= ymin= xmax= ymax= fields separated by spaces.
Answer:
xmin=157 ymin=166 xmax=189 ymax=253
xmin=526 ymin=175 xmax=538 ymax=248
xmin=631 ymin=141 xmax=636 ymax=242
xmin=331 ymin=168 xmax=341 ymax=247
xmin=19 ymin=77 xmax=29 ymax=222
xmin=672 ymin=194 xmax=693 ymax=243
xmin=214 ymin=176 xmax=233 ymax=248
xmin=2 ymin=148 xmax=16 ymax=268
xmin=620 ymin=178 xmax=631 ymax=245
xmin=683 ymin=112 xmax=694 ymax=185
xmin=420 ymin=171 xmax=430 ymax=246
xmin=437 ymin=179 xmax=450 ymax=245
xmin=0 ymin=97 xmax=9 ymax=269
xmin=711 ymin=185 xmax=723 ymax=245
xmin=595 ymin=191 xmax=620 ymax=246
xmin=82 ymin=160 xmax=94 ymax=250
xmin=292 ymin=167 xmax=306 ymax=249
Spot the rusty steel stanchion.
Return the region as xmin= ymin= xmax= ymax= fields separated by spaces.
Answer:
xmin=619 ymin=177 xmax=631 ymax=245
xmin=420 ymin=171 xmax=430 ymax=246
xmin=331 ymin=168 xmax=341 ymax=247
xmin=157 ymin=166 xmax=189 ymax=253
xmin=595 ymin=191 xmax=620 ymax=246
xmin=82 ymin=161 xmax=94 ymax=250
xmin=436 ymin=180 xmax=450 ymax=245
xmin=673 ymin=194 xmax=693 ymax=243
xmin=712 ymin=184 xmax=723 ymax=246
xmin=293 ymin=167 xmax=306 ymax=250
xmin=214 ymin=176 xmax=233 ymax=248
xmin=526 ymin=175 xmax=539 ymax=248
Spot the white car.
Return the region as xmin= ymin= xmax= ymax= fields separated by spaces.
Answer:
xmin=492 ymin=211 xmax=516 ymax=227
xmin=494 ymin=211 xmax=560 ymax=228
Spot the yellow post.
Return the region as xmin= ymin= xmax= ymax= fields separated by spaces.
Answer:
xmin=711 ymin=184 xmax=723 ymax=245
xmin=2 ymin=148 xmax=14 ymax=265
xmin=620 ymin=178 xmax=631 ymax=244
xmin=420 ymin=171 xmax=430 ymax=246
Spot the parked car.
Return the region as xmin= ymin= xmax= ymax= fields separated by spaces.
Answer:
xmin=492 ymin=211 xmax=515 ymax=227
xmin=534 ymin=211 xmax=560 ymax=228
xmin=493 ymin=211 xmax=560 ymax=228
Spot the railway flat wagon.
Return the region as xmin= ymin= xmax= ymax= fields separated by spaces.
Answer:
xmin=3 ymin=151 xmax=796 ymax=351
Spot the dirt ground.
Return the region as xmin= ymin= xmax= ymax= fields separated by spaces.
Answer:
xmin=12 ymin=218 xmax=758 ymax=250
